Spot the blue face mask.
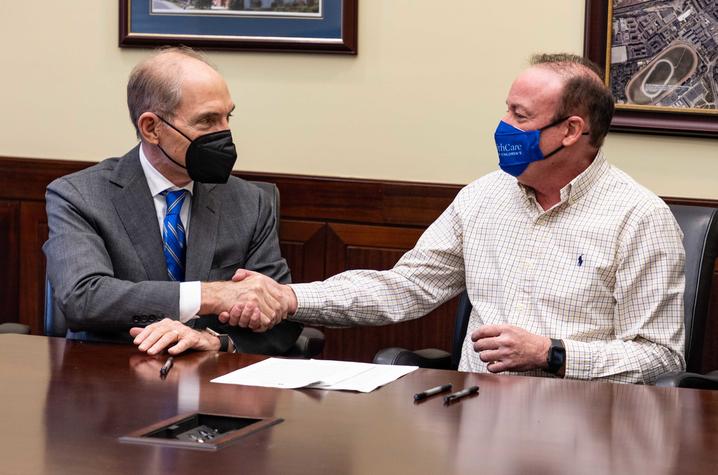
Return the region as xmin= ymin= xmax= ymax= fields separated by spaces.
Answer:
xmin=494 ymin=117 xmax=571 ymax=177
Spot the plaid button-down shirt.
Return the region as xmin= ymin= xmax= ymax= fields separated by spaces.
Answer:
xmin=291 ymin=152 xmax=686 ymax=383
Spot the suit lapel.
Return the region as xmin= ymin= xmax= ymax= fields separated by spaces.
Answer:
xmin=185 ymin=183 xmax=219 ymax=281
xmin=110 ymin=146 xmax=168 ymax=281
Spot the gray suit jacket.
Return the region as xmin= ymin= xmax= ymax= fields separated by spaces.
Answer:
xmin=42 ymin=145 xmax=302 ymax=355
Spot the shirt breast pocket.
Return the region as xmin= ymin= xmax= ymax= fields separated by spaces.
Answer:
xmin=540 ymin=256 xmax=616 ymax=321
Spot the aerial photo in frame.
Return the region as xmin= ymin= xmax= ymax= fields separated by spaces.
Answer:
xmin=608 ymin=0 xmax=717 ymax=113
xmin=151 ymin=0 xmax=321 ymax=17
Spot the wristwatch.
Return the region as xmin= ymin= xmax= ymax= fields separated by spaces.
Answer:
xmin=204 ymin=327 xmax=232 ymax=353
xmin=546 ymin=338 xmax=566 ymax=375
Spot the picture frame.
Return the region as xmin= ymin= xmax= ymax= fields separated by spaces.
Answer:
xmin=119 ymin=0 xmax=357 ymax=54
xmin=584 ymin=0 xmax=718 ymax=137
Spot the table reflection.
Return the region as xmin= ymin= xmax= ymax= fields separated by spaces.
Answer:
xmin=43 ymin=342 xmax=284 ymax=473
xmin=33 ymin=338 xmax=718 ymax=475
xmin=449 ymin=375 xmax=695 ymax=475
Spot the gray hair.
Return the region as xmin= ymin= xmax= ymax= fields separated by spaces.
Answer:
xmin=126 ymin=46 xmax=215 ymax=138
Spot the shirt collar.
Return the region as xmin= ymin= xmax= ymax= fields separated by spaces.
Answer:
xmin=139 ymin=143 xmax=194 ymax=197
xmin=516 ymin=149 xmax=609 ymax=212
xmin=560 ymin=150 xmax=609 ymax=205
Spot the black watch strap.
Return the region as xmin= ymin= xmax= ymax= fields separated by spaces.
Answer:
xmin=205 ymin=328 xmax=230 ymax=352
xmin=546 ymin=338 xmax=566 ymax=375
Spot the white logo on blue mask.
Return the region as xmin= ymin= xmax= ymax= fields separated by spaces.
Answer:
xmin=493 ymin=117 xmax=571 ymax=177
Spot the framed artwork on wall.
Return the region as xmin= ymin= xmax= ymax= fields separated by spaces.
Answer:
xmin=119 ymin=0 xmax=358 ymax=54
xmin=584 ymin=0 xmax=718 ymax=137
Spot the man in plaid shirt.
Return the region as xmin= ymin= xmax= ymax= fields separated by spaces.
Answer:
xmin=225 ymin=53 xmax=685 ymax=384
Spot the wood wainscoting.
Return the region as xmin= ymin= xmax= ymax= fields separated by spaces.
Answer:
xmin=1 ymin=156 xmax=717 ymax=370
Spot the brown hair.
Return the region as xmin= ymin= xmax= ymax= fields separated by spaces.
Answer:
xmin=530 ymin=53 xmax=614 ymax=148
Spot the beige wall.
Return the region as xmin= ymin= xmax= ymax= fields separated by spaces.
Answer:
xmin=0 ymin=1 xmax=715 ymax=198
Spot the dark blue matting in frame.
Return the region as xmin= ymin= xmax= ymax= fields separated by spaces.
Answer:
xmin=129 ymin=0 xmax=343 ymax=39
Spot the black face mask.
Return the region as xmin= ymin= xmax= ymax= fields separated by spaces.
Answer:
xmin=156 ymin=115 xmax=237 ymax=184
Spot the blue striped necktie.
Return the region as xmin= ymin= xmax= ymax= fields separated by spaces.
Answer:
xmin=162 ymin=190 xmax=188 ymax=282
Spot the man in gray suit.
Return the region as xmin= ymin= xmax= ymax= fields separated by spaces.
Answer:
xmin=43 ymin=47 xmax=301 ymax=356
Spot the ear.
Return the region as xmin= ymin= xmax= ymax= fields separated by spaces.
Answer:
xmin=561 ymin=116 xmax=587 ymax=147
xmin=137 ymin=112 xmax=161 ymax=144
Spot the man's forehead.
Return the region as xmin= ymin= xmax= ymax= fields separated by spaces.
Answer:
xmin=176 ymin=65 xmax=231 ymax=104
xmin=507 ymin=66 xmax=564 ymax=111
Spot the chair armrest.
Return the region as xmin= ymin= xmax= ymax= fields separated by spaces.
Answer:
xmin=0 ymin=323 xmax=31 ymax=334
xmin=283 ymin=327 xmax=325 ymax=359
xmin=373 ymin=347 xmax=452 ymax=369
xmin=655 ymin=371 xmax=718 ymax=390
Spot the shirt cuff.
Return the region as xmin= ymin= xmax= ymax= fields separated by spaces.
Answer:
xmin=563 ymin=339 xmax=593 ymax=380
xmin=288 ymin=283 xmax=324 ymax=321
xmin=179 ymin=281 xmax=201 ymax=323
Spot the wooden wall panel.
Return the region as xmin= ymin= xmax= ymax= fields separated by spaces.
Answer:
xmin=279 ymin=220 xmax=326 ymax=284
xmin=0 ymin=156 xmax=716 ymax=370
xmin=320 ymin=223 xmax=456 ymax=362
xmin=18 ymin=202 xmax=48 ymax=334
xmin=246 ymin=172 xmax=459 ymax=227
xmin=0 ymin=201 xmax=20 ymax=323
xmin=0 ymin=159 xmax=89 ymax=201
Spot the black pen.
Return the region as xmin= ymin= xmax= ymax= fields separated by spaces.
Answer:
xmin=443 ymin=385 xmax=479 ymax=405
xmin=160 ymin=356 xmax=174 ymax=379
xmin=414 ymin=383 xmax=452 ymax=401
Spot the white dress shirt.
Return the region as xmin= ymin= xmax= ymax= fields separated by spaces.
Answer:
xmin=139 ymin=144 xmax=201 ymax=322
xmin=290 ymin=152 xmax=686 ymax=383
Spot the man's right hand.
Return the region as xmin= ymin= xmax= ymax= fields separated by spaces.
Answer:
xmin=213 ymin=270 xmax=298 ymax=331
xmin=200 ymin=274 xmax=287 ymax=331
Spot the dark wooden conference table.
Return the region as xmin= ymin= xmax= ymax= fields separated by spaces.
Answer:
xmin=2 ymin=334 xmax=718 ymax=475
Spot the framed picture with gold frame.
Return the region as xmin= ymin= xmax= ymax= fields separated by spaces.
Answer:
xmin=584 ymin=0 xmax=718 ymax=137
xmin=119 ymin=0 xmax=357 ymax=54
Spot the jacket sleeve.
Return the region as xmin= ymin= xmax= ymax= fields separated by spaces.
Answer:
xmin=43 ymin=177 xmax=180 ymax=332
xmin=243 ymin=183 xmax=291 ymax=285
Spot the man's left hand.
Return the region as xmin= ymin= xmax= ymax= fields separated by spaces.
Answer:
xmin=471 ymin=324 xmax=550 ymax=373
xmin=130 ymin=318 xmax=221 ymax=356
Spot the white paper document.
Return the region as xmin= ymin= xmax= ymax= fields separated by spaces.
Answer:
xmin=210 ymin=358 xmax=418 ymax=393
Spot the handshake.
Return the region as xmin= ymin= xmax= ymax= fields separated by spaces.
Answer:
xmin=129 ymin=270 xmax=297 ymax=356
xmin=201 ymin=269 xmax=297 ymax=332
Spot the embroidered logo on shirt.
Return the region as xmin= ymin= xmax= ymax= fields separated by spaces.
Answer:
xmin=577 ymin=255 xmax=584 ymax=267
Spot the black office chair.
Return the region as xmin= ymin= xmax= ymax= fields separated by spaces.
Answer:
xmin=655 ymin=205 xmax=718 ymax=388
xmin=372 ymin=290 xmax=469 ymax=370
xmin=44 ymin=180 xmax=325 ymax=358
xmin=375 ymin=204 xmax=718 ymax=381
